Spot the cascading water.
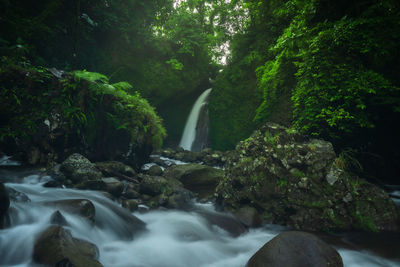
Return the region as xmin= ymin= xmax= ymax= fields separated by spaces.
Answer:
xmin=1 ymin=158 xmax=400 ymax=267
xmin=179 ymin=89 xmax=212 ymax=151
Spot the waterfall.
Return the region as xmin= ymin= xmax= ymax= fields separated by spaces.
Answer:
xmin=179 ymin=88 xmax=212 ymax=151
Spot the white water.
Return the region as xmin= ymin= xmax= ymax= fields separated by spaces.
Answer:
xmin=1 ymin=166 xmax=400 ymax=266
xmin=179 ymin=89 xmax=212 ymax=151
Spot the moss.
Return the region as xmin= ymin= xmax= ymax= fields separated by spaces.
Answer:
xmin=324 ymin=209 xmax=345 ymax=229
xmin=354 ymin=211 xmax=378 ymax=232
xmin=290 ymin=169 xmax=306 ymax=179
xmin=302 ymin=200 xmax=326 ymax=209
xmin=0 ymin=64 xmax=166 ymax=162
xmin=277 ymin=178 xmax=288 ymax=188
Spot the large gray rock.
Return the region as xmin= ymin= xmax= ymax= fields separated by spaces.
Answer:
xmin=33 ymin=225 xmax=103 ymax=267
xmin=247 ymin=231 xmax=343 ymax=267
xmin=164 ymin=164 xmax=224 ymax=199
xmin=60 ymin=153 xmax=102 ymax=184
xmin=217 ymin=123 xmax=399 ymax=232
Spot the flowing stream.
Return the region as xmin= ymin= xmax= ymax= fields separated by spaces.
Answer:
xmin=1 ymin=161 xmax=400 ymax=267
xmin=179 ymin=89 xmax=212 ymax=151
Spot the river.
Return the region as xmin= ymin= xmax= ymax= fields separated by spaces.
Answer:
xmin=0 ymin=157 xmax=399 ymax=267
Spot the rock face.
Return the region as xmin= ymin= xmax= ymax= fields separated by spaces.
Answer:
xmin=247 ymin=231 xmax=343 ymax=267
xmin=33 ymin=225 xmax=103 ymax=267
xmin=60 ymin=153 xmax=102 ymax=184
xmin=164 ymin=164 xmax=224 ymax=200
xmin=217 ymin=123 xmax=399 ymax=232
xmin=0 ymin=182 xmax=10 ymax=227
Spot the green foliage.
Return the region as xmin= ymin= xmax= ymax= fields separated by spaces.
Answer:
xmin=0 ymin=64 xmax=166 ymax=155
xmin=72 ymin=70 xmax=166 ymax=149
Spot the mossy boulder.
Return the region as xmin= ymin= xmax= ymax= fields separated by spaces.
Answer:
xmin=60 ymin=153 xmax=103 ymax=184
xmin=164 ymin=164 xmax=224 ymax=200
xmin=95 ymin=161 xmax=136 ymax=177
xmin=247 ymin=231 xmax=343 ymax=267
xmin=217 ymin=123 xmax=399 ymax=232
xmin=33 ymin=225 xmax=102 ymax=267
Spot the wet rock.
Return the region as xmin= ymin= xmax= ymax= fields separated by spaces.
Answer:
xmin=217 ymin=123 xmax=399 ymax=232
xmin=6 ymin=187 xmax=30 ymax=202
xmin=234 ymin=206 xmax=262 ymax=228
xmin=0 ymin=182 xmax=10 ymax=227
xmin=247 ymin=231 xmax=343 ymax=267
xmin=166 ymin=187 xmax=195 ymax=210
xmin=122 ymin=199 xmax=139 ymax=211
xmin=95 ymin=161 xmax=136 ymax=177
xmin=50 ymin=210 xmax=69 ymax=226
xmin=197 ymin=210 xmax=247 ymax=237
xmin=60 ymin=154 xmax=102 ymax=184
xmin=33 ymin=225 xmax=103 ymax=267
xmin=44 ymin=199 xmax=96 ymax=223
xmin=122 ymin=185 xmax=140 ymax=199
xmin=147 ymin=165 xmax=163 ymax=176
xmin=27 ymin=146 xmax=42 ymax=165
xmin=164 ymin=164 xmax=224 ymax=200
xmin=46 ymin=164 xmax=67 ymax=184
xmin=94 ymin=199 xmax=146 ymax=239
xmin=101 ymin=177 xmax=124 ymax=197
xmin=139 ymin=175 xmax=173 ymax=197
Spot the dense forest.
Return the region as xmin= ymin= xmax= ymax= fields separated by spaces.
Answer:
xmin=1 ymin=1 xmax=400 ymax=266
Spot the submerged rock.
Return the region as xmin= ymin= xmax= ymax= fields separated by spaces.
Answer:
xmin=33 ymin=225 xmax=103 ymax=267
xmin=6 ymin=187 xmax=30 ymax=202
xmin=217 ymin=123 xmax=399 ymax=232
xmin=44 ymin=199 xmax=96 ymax=223
xmin=50 ymin=210 xmax=69 ymax=226
xmin=164 ymin=164 xmax=224 ymax=200
xmin=197 ymin=210 xmax=247 ymax=237
xmin=247 ymin=231 xmax=343 ymax=267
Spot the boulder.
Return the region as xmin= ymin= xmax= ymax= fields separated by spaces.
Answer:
xmin=0 ymin=182 xmax=10 ymax=227
xmin=139 ymin=175 xmax=173 ymax=197
xmin=60 ymin=154 xmax=102 ymax=184
xmin=247 ymin=231 xmax=343 ymax=267
xmin=197 ymin=210 xmax=247 ymax=237
xmin=77 ymin=177 xmax=124 ymax=197
xmin=95 ymin=161 xmax=136 ymax=177
xmin=164 ymin=164 xmax=224 ymax=199
xmin=44 ymin=199 xmax=96 ymax=223
xmin=122 ymin=199 xmax=139 ymax=211
xmin=147 ymin=165 xmax=163 ymax=176
xmin=217 ymin=123 xmax=399 ymax=232
xmin=6 ymin=187 xmax=30 ymax=202
xmin=33 ymin=225 xmax=103 ymax=267
xmin=234 ymin=206 xmax=262 ymax=228
xmin=166 ymin=187 xmax=195 ymax=210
